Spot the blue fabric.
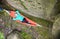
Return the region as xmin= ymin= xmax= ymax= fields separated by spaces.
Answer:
xmin=13 ymin=10 xmax=24 ymax=21
xmin=0 ymin=7 xmax=3 ymax=11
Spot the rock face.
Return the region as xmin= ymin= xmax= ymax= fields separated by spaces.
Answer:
xmin=52 ymin=0 xmax=60 ymax=38
xmin=52 ymin=16 xmax=60 ymax=39
xmin=1 ymin=0 xmax=60 ymax=39
xmin=6 ymin=0 xmax=57 ymax=21
xmin=7 ymin=32 xmax=21 ymax=39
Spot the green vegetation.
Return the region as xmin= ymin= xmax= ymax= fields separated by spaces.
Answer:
xmin=0 ymin=10 xmax=5 ymax=15
xmin=20 ymin=31 xmax=32 ymax=39
xmin=0 ymin=32 xmax=4 ymax=39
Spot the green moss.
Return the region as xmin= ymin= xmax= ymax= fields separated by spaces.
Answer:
xmin=0 ymin=32 xmax=4 ymax=39
xmin=35 ymin=27 xmax=49 ymax=39
xmin=20 ymin=31 xmax=32 ymax=39
xmin=50 ymin=0 xmax=55 ymax=4
xmin=0 ymin=10 xmax=5 ymax=15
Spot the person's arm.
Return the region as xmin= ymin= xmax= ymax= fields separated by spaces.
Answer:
xmin=4 ymin=9 xmax=10 ymax=14
xmin=13 ymin=17 xmax=18 ymax=20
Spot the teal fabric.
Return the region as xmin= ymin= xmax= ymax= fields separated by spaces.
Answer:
xmin=13 ymin=10 xmax=24 ymax=21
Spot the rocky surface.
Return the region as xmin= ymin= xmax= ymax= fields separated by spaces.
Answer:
xmin=0 ymin=0 xmax=60 ymax=39
xmin=7 ymin=32 xmax=21 ymax=39
xmin=52 ymin=16 xmax=60 ymax=39
xmin=6 ymin=0 xmax=57 ymax=21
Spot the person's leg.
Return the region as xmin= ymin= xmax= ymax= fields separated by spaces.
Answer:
xmin=22 ymin=18 xmax=27 ymax=23
xmin=22 ymin=18 xmax=30 ymax=24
